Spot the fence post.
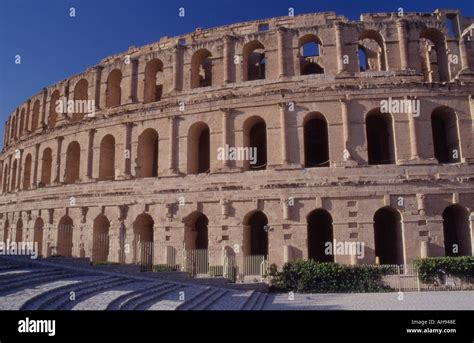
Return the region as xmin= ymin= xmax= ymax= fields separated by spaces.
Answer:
xmin=397 ymin=265 xmax=401 ymax=292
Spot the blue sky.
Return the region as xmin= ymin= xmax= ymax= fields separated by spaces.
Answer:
xmin=0 ymin=0 xmax=473 ymax=146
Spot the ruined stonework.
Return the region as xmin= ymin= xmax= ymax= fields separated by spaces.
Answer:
xmin=0 ymin=9 xmax=473 ymax=272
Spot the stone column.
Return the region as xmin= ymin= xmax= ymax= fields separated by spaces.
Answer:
xmin=339 ymin=97 xmax=351 ymax=159
xmin=33 ymin=143 xmax=40 ymax=189
xmin=459 ymin=36 xmax=470 ymax=71
xmin=335 ymin=23 xmax=345 ymax=73
xmin=167 ymin=116 xmax=176 ymax=173
xmin=396 ymin=19 xmax=409 ymax=70
xmin=16 ymin=149 xmax=23 ymax=190
xmin=122 ymin=122 xmax=133 ymax=178
xmin=41 ymin=88 xmax=48 ymax=128
xmin=54 ymin=136 xmax=63 ymax=184
xmin=87 ymin=129 xmax=96 ymax=180
xmin=407 ymin=100 xmax=419 ymax=160
xmin=220 ymin=108 xmax=230 ymax=168
xmin=223 ymin=36 xmax=233 ymax=84
xmin=93 ymin=66 xmax=103 ymax=110
xmin=278 ymin=102 xmax=288 ymax=165
xmin=172 ymin=45 xmax=182 ymax=91
xmin=277 ymin=27 xmax=286 ymax=77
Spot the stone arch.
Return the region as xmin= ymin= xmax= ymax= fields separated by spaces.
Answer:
xmin=358 ymin=30 xmax=387 ymax=71
xmin=373 ymin=206 xmax=404 ymax=265
xmin=191 ymin=49 xmax=213 ymax=88
xmin=419 ymin=28 xmax=449 ymax=82
xmin=431 ymin=106 xmax=460 ymax=163
xmin=298 ymin=34 xmax=324 ymax=75
xmin=307 ymin=209 xmax=333 ymax=262
xmin=31 ymin=100 xmax=40 ymax=132
xmin=57 ymin=215 xmax=73 ymax=257
xmin=243 ymin=116 xmax=267 ymax=171
xmin=40 ymin=148 xmax=53 ymax=186
xmin=243 ymin=40 xmax=266 ymax=81
xmin=442 ymin=204 xmax=472 ymax=257
xmin=99 ymin=134 xmax=116 ymax=181
xmin=49 ymin=90 xmax=60 ymax=129
xmin=22 ymin=153 xmax=32 ymax=190
xmin=72 ymin=78 xmax=89 ymax=122
xmin=365 ymin=109 xmax=395 ymax=165
xmin=92 ymin=214 xmax=110 ymax=262
xmin=2 ymin=163 xmax=8 ymax=193
xmin=187 ymin=122 xmax=210 ymax=175
xmin=15 ymin=218 xmax=23 ymax=243
xmin=11 ymin=159 xmax=17 ymax=191
xmin=137 ymin=128 xmax=159 ymax=178
xmin=65 ymin=141 xmax=81 ymax=184
xmin=3 ymin=219 xmax=9 ymax=243
xmin=243 ymin=210 xmax=268 ymax=256
xmin=144 ymin=59 xmax=164 ymax=103
xmin=133 ymin=213 xmax=154 ymax=263
xmin=304 ymin=112 xmax=329 ymax=167
xmin=33 ymin=217 xmax=44 ymax=257
xmin=106 ymin=69 xmax=122 ymax=108
xmin=184 ymin=211 xmax=209 ymax=250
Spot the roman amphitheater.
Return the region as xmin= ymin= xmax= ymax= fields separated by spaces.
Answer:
xmin=0 ymin=9 xmax=473 ymax=278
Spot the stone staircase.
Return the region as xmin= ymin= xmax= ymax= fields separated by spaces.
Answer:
xmin=0 ymin=256 xmax=270 ymax=310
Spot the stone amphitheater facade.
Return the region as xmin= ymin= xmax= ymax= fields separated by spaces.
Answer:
xmin=0 ymin=9 xmax=473 ymax=272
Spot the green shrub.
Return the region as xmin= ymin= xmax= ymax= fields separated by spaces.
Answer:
xmin=153 ymin=264 xmax=181 ymax=272
xmin=91 ymin=261 xmax=120 ymax=266
xmin=413 ymin=256 xmax=474 ymax=283
xmin=269 ymin=260 xmax=392 ymax=293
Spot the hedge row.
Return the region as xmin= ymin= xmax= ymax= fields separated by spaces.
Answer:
xmin=269 ymin=260 xmax=392 ymax=293
xmin=413 ymin=256 xmax=474 ymax=283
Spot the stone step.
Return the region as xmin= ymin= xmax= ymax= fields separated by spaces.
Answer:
xmin=206 ymin=290 xmax=252 ymax=310
xmin=253 ymin=292 xmax=268 ymax=310
xmin=45 ymin=277 xmax=133 ymax=310
xmin=122 ymin=284 xmax=182 ymax=311
xmin=178 ymin=288 xmax=228 ymax=311
xmin=0 ymin=268 xmax=60 ymax=285
xmin=175 ymin=287 xmax=212 ymax=311
xmin=20 ymin=275 xmax=110 ymax=310
xmin=105 ymin=283 xmax=162 ymax=311
xmin=240 ymin=290 xmax=260 ymax=310
xmin=0 ymin=270 xmax=76 ymax=293
xmin=58 ymin=278 xmax=135 ymax=310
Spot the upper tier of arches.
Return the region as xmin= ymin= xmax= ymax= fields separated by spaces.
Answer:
xmin=3 ymin=9 xmax=473 ymax=149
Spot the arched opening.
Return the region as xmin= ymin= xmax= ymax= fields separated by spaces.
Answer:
xmin=133 ymin=213 xmax=154 ymax=264
xmin=298 ymin=34 xmax=324 ymax=75
xmin=15 ymin=218 xmax=23 ymax=243
xmin=374 ymin=207 xmax=403 ymax=265
xmin=137 ymin=128 xmax=159 ymax=178
xmin=243 ymin=211 xmax=269 ymax=257
xmin=49 ymin=90 xmax=60 ymax=129
xmin=431 ymin=106 xmax=460 ymax=163
xmin=106 ymin=69 xmax=122 ymax=108
xmin=72 ymin=79 xmax=88 ymax=122
xmin=358 ymin=30 xmax=387 ymax=71
xmin=64 ymin=141 xmax=81 ymax=184
xmin=57 ymin=215 xmax=73 ymax=257
xmin=187 ymin=122 xmax=210 ymax=174
xmin=92 ymin=214 xmax=110 ymax=262
xmin=419 ymin=28 xmax=449 ymax=82
xmin=3 ymin=163 xmax=9 ymax=193
xmin=3 ymin=219 xmax=9 ymax=243
xmin=442 ymin=205 xmax=472 ymax=256
xmin=243 ymin=41 xmax=266 ymax=81
xmin=144 ymin=59 xmax=164 ymax=103
xmin=11 ymin=159 xmax=17 ymax=192
xmin=40 ymin=148 xmax=52 ymax=186
xmin=304 ymin=113 xmax=329 ymax=167
xmin=31 ymin=100 xmax=40 ymax=132
xmin=33 ymin=217 xmax=44 ymax=257
xmin=98 ymin=135 xmax=116 ymax=181
xmin=185 ymin=212 xmax=209 ymax=250
xmin=366 ymin=109 xmax=395 ymax=165
xmin=307 ymin=209 xmax=334 ymax=262
xmin=243 ymin=116 xmax=267 ymax=171
xmin=22 ymin=154 xmax=32 ymax=190
xmin=191 ymin=49 xmax=213 ymax=88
